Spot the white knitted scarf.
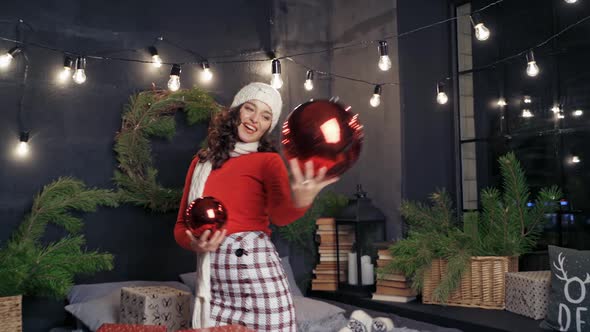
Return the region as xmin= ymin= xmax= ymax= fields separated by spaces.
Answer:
xmin=189 ymin=141 xmax=259 ymax=328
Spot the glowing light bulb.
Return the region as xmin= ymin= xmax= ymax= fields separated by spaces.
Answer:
xmin=0 ymin=53 xmax=14 ymax=68
xmin=15 ymin=132 xmax=29 ymax=158
xmin=573 ymin=110 xmax=583 ymax=117
xmin=527 ymin=62 xmax=539 ymax=77
xmin=437 ymin=92 xmax=449 ymax=105
xmin=565 ymin=0 xmax=578 ymax=3
xmin=148 ymin=46 xmax=162 ymax=68
xmin=152 ymin=55 xmax=162 ymax=68
xmin=16 ymin=141 xmax=29 ymax=157
xmin=522 ymin=109 xmax=533 ymax=118
xmin=270 ymin=74 xmax=283 ymax=89
xmin=200 ymin=61 xmax=213 ymax=82
xmin=370 ymin=85 xmax=382 ymax=107
xmin=59 ymin=67 xmax=71 ymax=82
xmin=377 ymin=41 xmax=392 ymax=71
xmin=474 ymin=23 xmax=490 ymax=41
xmin=168 ymin=64 xmax=181 ymax=91
xmin=304 ymin=70 xmax=314 ymax=91
xmin=524 ymin=96 xmax=532 ymax=104
xmin=497 ymin=98 xmax=507 ymax=107
xmin=526 ymin=51 xmax=539 ymax=77
xmin=436 ymin=82 xmax=448 ymax=105
xmin=370 ymin=94 xmax=381 ymax=107
xmin=551 ymin=105 xmax=561 ymax=113
xmin=0 ymin=47 xmax=21 ymax=68
xmin=72 ymin=57 xmax=87 ymax=84
xmin=270 ymin=59 xmax=283 ymax=89
xmin=571 ymin=156 xmax=580 ymax=163
xmin=58 ymin=57 xmax=74 ymax=82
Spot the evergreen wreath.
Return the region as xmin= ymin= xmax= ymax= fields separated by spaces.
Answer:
xmin=0 ymin=177 xmax=118 ymax=299
xmin=113 ymin=87 xmax=220 ymax=212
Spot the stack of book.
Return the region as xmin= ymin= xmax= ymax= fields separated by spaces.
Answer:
xmin=372 ymin=247 xmax=417 ymax=303
xmin=311 ymin=218 xmax=355 ymax=291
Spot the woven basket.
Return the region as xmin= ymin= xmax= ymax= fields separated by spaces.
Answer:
xmin=0 ymin=295 xmax=22 ymax=332
xmin=422 ymin=256 xmax=518 ymax=310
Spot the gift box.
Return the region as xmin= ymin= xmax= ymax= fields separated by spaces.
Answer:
xmin=119 ymin=286 xmax=192 ymax=331
xmin=97 ymin=323 xmax=166 ymax=332
xmin=505 ymin=270 xmax=551 ymax=320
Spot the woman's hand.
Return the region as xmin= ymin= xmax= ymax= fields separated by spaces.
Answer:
xmin=289 ymin=159 xmax=340 ymax=208
xmin=185 ymin=229 xmax=227 ymax=253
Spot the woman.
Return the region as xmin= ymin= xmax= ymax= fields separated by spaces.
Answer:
xmin=174 ymin=82 xmax=338 ymax=331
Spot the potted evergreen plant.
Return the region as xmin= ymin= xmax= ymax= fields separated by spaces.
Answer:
xmin=381 ymin=152 xmax=561 ymax=309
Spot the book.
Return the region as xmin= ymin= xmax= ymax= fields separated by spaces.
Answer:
xmin=315 ymin=218 xmax=335 ymax=225
xmin=376 ymin=280 xmax=411 ymax=289
xmin=376 ymin=273 xmax=407 ymax=282
xmin=375 ymin=286 xmax=417 ymax=297
xmin=311 ymin=282 xmax=338 ymax=291
xmin=371 ymin=293 xmax=416 ymax=303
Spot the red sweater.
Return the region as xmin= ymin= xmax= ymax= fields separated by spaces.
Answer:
xmin=174 ymin=152 xmax=309 ymax=251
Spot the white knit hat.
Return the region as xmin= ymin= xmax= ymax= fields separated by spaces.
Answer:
xmin=230 ymin=82 xmax=283 ymax=132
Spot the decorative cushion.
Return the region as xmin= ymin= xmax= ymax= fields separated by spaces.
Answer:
xmin=541 ymin=245 xmax=590 ymax=331
xmin=179 ymin=256 xmax=303 ymax=296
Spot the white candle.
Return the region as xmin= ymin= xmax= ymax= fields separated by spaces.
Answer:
xmin=348 ymin=252 xmax=358 ymax=285
xmin=361 ymin=262 xmax=375 ymax=285
xmin=361 ymin=255 xmax=371 ymax=265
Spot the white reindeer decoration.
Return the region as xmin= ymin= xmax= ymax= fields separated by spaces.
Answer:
xmin=553 ymin=252 xmax=590 ymax=304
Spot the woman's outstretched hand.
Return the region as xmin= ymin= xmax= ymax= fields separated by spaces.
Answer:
xmin=289 ymin=159 xmax=339 ymax=208
xmin=185 ymin=229 xmax=227 ymax=253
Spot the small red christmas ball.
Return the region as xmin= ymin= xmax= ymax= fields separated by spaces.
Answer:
xmin=184 ymin=197 xmax=227 ymax=237
xmin=281 ymin=100 xmax=364 ymax=179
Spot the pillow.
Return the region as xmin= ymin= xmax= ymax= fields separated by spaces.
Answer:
xmin=65 ymin=290 xmax=119 ymax=331
xmin=541 ymin=245 xmax=590 ymax=332
xmin=178 ymin=256 xmax=303 ymax=296
xmin=281 ymin=256 xmax=304 ymax=297
xmin=68 ymin=280 xmax=190 ymax=304
xmin=292 ymin=295 xmax=346 ymax=331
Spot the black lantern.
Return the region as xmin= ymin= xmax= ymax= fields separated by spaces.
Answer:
xmin=335 ymin=184 xmax=386 ymax=297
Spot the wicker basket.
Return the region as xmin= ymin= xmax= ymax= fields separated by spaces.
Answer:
xmin=422 ymin=256 xmax=518 ymax=310
xmin=0 ymin=295 xmax=22 ymax=332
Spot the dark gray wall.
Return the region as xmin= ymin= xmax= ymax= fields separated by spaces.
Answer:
xmin=398 ymin=0 xmax=456 ymax=205
xmin=329 ymin=0 xmax=403 ymax=240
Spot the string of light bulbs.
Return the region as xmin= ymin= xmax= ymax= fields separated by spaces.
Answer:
xmin=0 ymin=0 xmax=507 ymax=105
xmin=434 ymin=8 xmax=590 ymax=106
xmin=1 ymin=0 xmax=582 ymax=159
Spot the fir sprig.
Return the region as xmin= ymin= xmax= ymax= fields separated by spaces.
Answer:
xmin=0 ymin=177 xmax=118 ymax=298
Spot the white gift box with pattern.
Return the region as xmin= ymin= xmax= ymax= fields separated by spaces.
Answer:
xmin=119 ymin=286 xmax=192 ymax=331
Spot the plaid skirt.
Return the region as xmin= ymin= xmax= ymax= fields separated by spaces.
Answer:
xmin=209 ymin=231 xmax=296 ymax=331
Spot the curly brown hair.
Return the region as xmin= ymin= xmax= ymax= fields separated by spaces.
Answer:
xmin=196 ymin=105 xmax=277 ymax=169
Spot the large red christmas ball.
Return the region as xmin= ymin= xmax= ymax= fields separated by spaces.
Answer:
xmin=184 ymin=197 xmax=227 ymax=237
xmin=281 ymin=100 xmax=364 ymax=178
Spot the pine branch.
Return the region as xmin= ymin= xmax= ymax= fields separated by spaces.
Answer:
xmin=0 ymin=178 xmax=117 ymax=298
